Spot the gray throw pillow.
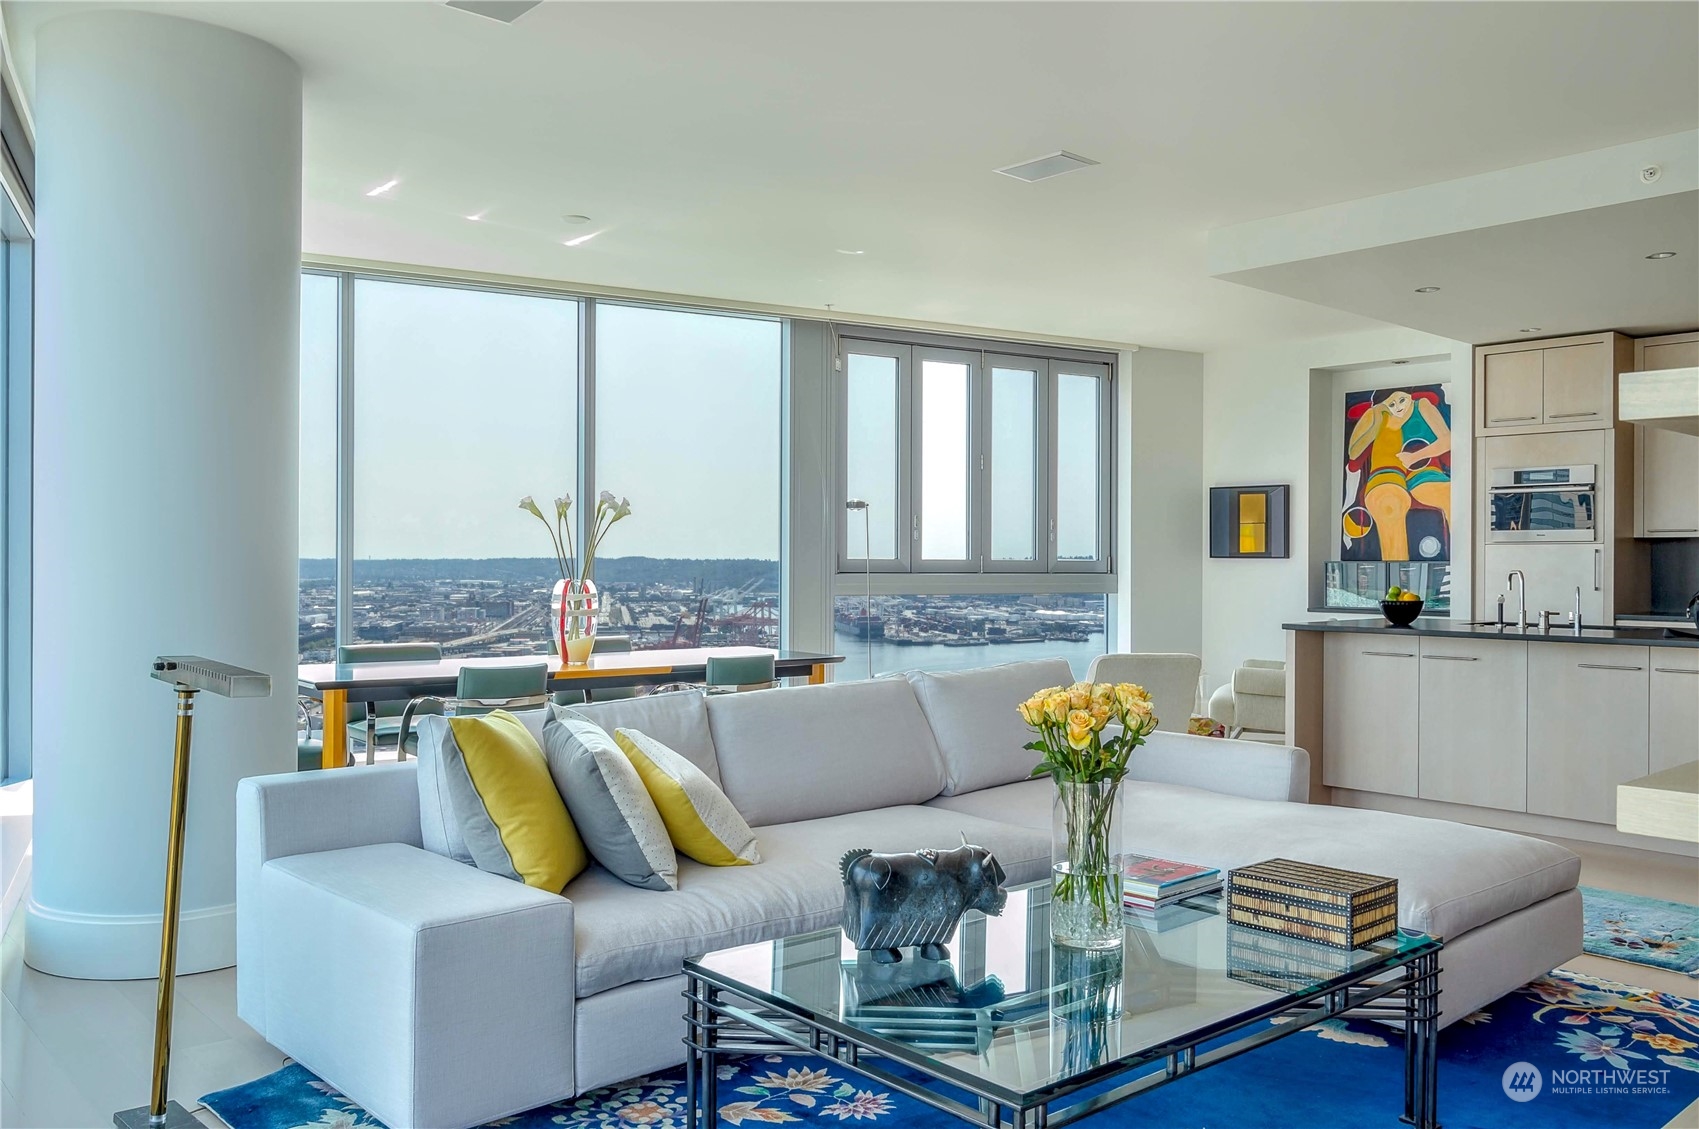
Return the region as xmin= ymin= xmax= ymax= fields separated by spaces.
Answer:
xmin=542 ymin=714 xmax=678 ymax=891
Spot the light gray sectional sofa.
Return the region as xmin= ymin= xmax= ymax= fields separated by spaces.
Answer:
xmin=236 ymin=658 xmax=1581 ymax=1129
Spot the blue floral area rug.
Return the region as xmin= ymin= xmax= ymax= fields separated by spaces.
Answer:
xmin=203 ymin=970 xmax=1699 ymax=1129
xmin=1581 ymin=886 xmax=1699 ymax=975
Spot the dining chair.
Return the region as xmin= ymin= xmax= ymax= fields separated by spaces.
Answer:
xmin=337 ymin=642 xmax=445 ymax=765
xmin=1084 ymin=653 xmax=1203 ymax=733
xmin=395 ymin=663 xmax=551 ymax=760
xmin=704 ymin=653 xmax=778 ymax=694
xmin=552 ymin=635 xmax=638 ymax=708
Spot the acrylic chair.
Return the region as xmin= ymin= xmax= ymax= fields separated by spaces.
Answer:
xmin=703 ymin=653 xmax=778 ymax=694
xmin=336 ymin=642 xmax=445 ymax=765
xmin=1084 ymin=653 xmax=1203 ymax=734
xmin=395 ymin=662 xmax=551 ymax=759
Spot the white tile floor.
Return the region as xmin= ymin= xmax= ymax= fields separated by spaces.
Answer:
xmin=3 ymin=837 xmax=1696 ymax=1129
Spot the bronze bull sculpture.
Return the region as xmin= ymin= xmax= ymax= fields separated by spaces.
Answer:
xmin=840 ymin=838 xmax=1008 ymax=964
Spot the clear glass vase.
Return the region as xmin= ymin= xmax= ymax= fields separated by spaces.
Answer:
xmin=550 ymin=578 xmax=599 ymax=664
xmin=1051 ymin=778 xmax=1124 ymax=950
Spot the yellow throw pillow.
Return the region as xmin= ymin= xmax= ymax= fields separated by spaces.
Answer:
xmin=446 ymin=710 xmax=588 ymax=892
xmin=614 ymin=727 xmax=761 ymax=867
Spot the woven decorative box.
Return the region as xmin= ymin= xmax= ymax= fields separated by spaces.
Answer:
xmin=1226 ymin=858 xmax=1398 ymax=950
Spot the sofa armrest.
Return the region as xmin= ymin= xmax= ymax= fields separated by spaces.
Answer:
xmin=256 ymin=844 xmax=575 ymax=1129
xmin=236 ymin=763 xmax=424 ymax=1031
xmin=1129 ymin=732 xmax=1310 ymax=803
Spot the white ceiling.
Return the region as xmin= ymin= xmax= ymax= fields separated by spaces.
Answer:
xmin=7 ymin=1 xmax=1698 ymax=351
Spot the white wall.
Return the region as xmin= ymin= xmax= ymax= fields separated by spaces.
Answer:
xmin=1118 ymin=347 xmax=1204 ymax=656
xmin=1199 ymin=327 xmax=1473 ymax=691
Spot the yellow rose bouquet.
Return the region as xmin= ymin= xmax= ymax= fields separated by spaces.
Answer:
xmin=1017 ymin=680 xmax=1158 ymax=948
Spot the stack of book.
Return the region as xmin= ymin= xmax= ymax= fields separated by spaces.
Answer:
xmin=1122 ymin=855 xmax=1223 ymax=917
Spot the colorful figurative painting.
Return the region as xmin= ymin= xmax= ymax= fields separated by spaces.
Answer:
xmin=1341 ymin=385 xmax=1452 ymax=562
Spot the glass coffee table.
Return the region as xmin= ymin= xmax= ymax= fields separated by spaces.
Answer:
xmin=683 ymin=881 xmax=1440 ymax=1128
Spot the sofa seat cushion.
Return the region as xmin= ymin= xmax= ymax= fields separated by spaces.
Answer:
xmin=705 ymin=679 xmax=948 ymax=826
xmin=905 ymin=659 xmax=1076 ymax=796
xmin=930 ymin=779 xmax=1580 ymax=942
xmin=569 ymin=805 xmax=1048 ymax=997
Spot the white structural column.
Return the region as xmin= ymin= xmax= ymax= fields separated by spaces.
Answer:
xmin=26 ymin=12 xmax=301 ymax=978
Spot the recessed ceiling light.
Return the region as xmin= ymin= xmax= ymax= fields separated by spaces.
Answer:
xmin=995 ymin=151 xmax=1100 ymax=183
xmin=464 ymin=212 xmax=486 ymax=222
xmin=365 ymin=179 xmax=400 ymax=197
xmin=1646 ymin=251 xmax=1677 ymax=259
xmin=1414 ymin=286 xmax=1440 ymax=293
xmin=836 ymin=249 xmax=865 ymax=256
xmin=562 ymin=214 xmax=592 ymax=225
xmin=1519 ymin=327 xmax=1543 ymax=334
xmin=563 ymin=230 xmax=601 ymax=247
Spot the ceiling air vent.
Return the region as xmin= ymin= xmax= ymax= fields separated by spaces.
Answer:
xmin=994 ymin=151 xmax=1100 ymax=183
xmin=445 ymin=0 xmax=543 ymax=24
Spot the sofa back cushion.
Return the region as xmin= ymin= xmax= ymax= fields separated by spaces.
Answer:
xmin=906 ymin=658 xmax=1077 ymax=795
xmin=570 ymin=690 xmax=722 ymax=786
xmin=705 ymin=679 xmax=947 ymax=826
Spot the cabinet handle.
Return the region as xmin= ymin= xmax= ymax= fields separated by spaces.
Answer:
xmin=1594 ymin=549 xmax=1602 ymax=591
xmin=1654 ymin=667 xmax=1699 ymax=675
xmin=1648 ymin=528 xmax=1699 ymax=534
xmin=1547 ymin=411 xmax=1599 ymax=419
xmin=1421 ymin=655 xmax=1479 ymax=662
xmin=1577 ymin=663 xmax=1644 ymax=672
xmin=1490 ymin=415 xmax=1538 ymax=424
xmin=1362 ymin=650 xmax=1416 ymax=658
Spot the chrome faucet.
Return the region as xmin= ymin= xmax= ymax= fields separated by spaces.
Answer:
xmin=1508 ymin=571 xmax=1527 ymax=629
xmin=1572 ymin=586 xmax=1584 ymax=634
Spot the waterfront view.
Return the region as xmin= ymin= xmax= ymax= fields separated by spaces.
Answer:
xmin=300 ymin=559 xmax=1104 ymax=679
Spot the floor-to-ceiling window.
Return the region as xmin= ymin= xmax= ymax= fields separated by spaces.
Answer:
xmin=350 ymin=278 xmax=580 ymax=654
xmin=0 ymin=157 xmax=31 ymax=782
xmin=297 ymin=272 xmax=339 ymax=661
xmin=833 ymin=334 xmax=1115 ymax=680
xmin=299 ymin=271 xmax=783 ymax=658
xmin=593 ymin=303 xmax=781 ymax=648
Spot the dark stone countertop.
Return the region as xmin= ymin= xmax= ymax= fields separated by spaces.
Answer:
xmin=1285 ymin=616 xmax=1699 ymax=650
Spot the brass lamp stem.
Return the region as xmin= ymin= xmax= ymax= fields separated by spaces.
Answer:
xmin=150 ymin=687 xmax=195 ymax=1122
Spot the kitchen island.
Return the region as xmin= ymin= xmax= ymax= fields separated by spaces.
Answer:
xmin=1286 ymin=617 xmax=1699 ymax=855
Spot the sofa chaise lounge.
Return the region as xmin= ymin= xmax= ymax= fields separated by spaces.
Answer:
xmin=236 ymin=658 xmax=1581 ymax=1129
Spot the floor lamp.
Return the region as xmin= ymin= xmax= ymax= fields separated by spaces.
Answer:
xmin=845 ymin=499 xmax=873 ymax=679
xmin=116 ymin=657 xmax=271 ymax=1129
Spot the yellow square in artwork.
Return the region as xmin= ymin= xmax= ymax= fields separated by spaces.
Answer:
xmin=1239 ymin=492 xmax=1267 ymax=523
xmin=1239 ymin=522 xmax=1266 ymax=554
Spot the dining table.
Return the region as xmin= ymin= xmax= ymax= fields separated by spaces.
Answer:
xmin=298 ymin=646 xmax=844 ymax=769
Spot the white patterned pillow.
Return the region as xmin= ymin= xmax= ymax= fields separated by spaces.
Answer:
xmin=541 ymin=715 xmax=678 ymax=891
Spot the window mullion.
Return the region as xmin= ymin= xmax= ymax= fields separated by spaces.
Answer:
xmin=334 ymin=271 xmax=354 ymax=652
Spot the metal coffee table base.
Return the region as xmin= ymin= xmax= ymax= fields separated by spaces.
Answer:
xmin=684 ymin=947 xmax=1440 ymax=1129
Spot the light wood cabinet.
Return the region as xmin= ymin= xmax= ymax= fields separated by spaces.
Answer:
xmin=1417 ymin=637 xmax=1527 ymax=811
xmin=1650 ymin=649 xmax=1699 ymax=775
xmin=1322 ymin=634 xmax=1418 ymax=797
xmin=1541 ymin=342 xmax=1612 ymax=425
xmin=1632 ymin=332 xmax=1699 ymax=538
xmin=1526 ymin=643 xmax=1650 ymax=824
xmin=1476 ymin=332 xmax=1631 ymax=434
xmin=1483 ymin=350 xmax=1543 ymax=427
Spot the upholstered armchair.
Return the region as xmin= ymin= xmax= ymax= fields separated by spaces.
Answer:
xmin=1207 ymin=659 xmax=1286 ymax=740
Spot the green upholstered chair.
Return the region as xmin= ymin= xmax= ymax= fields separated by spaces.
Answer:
xmin=396 ymin=662 xmax=550 ymax=758
xmin=704 ymin=653 xmax=777 ymax=694
xmin=453 ymin=663 xmax=551 ymax=716
xmin=553 ymin=634 xmax=637 ymax=708
xmin=338 ymin=642 xmax=445 ymax=765
xmin=296 ymin=700 xmax=324 ymax=772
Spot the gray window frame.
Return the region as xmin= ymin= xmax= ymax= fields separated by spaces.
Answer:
xmin=832 ymin=329 xmax=1116 ymax=594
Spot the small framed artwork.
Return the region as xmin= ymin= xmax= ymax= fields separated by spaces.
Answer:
xmin=1210 ymin=485 xmax=1290 ymax=559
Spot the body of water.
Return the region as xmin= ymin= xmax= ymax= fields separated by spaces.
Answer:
xmin=831 ymin=631 xmax=1105 ymax=682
